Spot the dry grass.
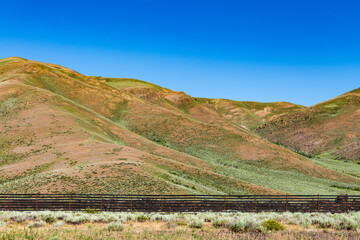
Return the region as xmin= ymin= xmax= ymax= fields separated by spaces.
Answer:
xmin=1 ymin=226 xmax=359 ymax=240
xmin=0 ymin=219 xmax=359 ymax=240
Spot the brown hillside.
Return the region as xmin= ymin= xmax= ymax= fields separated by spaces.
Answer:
xmin=257 ymin=88 xmax=360 ymax=160
xmin=0 ymin=57 xmax=359 ymax=194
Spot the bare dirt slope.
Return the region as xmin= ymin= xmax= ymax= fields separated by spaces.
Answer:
xmin=0 ymin=57 xmax=358 ymax=194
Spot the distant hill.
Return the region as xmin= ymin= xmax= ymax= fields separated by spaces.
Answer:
xmin=257 ymin=87 xmax=360 ymax=160
xmin=0 ymin=57 xmax=359 ymax=194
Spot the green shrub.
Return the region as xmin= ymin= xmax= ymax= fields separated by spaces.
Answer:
xmin=90 ymin=215 xmax=107 ymax=223
xmin=53 ymin=221 xmax=64 ymax=227
xmin=136 ymin=214 xmax=150 ymax=222
xmin=189 ymin=219 xmax=204 ymax=228
xmin=245 ymin=217 xmax=262 ymax=231
xmin=84 ymin=208 xmax=98 ymax=214
xmin=176 ymin=219 xmax=187 ymax=226
xmin=43 ymin=215 xmax=56 ymax=224
xmin=212 ymin=218 xmax=226 ymax=228
xmin=202 ymin=213 xmax=216 ymax=222
xmin=65 ymin=215 xmax=90 ymax=225
xmin=262 ymin=219 xmax=286 ymax=231
xmin=108 ymin=222 xmax=124 ymax=232
xmin=10 ymin=214 xmax=26 ymax=223
xmin=229 ymin=219 xmax=246 ymax=232
xmin=300 ymin=218 xmax=312 ymax=228
xmin=188 ymin=218 xmax=204 ymax=229
xmin=28 ymin=221 xmax=46 ymax=228
xmin=317 ymin=217 xmax=333 ymax=228
xmin=103 ymin=214 xmax=117 ymax=223
xmin=336 ymin=217 xmax=358 ymax=230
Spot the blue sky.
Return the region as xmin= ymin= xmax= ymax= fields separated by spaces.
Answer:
xmin=1 ymin=0 xmax=359 ymax=106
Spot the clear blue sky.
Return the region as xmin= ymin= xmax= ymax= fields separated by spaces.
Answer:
xmin=1 ymin=0 xmax=359 ymax=106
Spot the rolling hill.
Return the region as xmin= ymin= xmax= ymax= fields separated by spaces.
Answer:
xmin=257 ymin=87 xmax=360 ymax=160
xmin=0 ymin=57 xmax=359 ymax=194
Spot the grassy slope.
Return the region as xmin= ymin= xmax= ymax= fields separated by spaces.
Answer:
xmin=0 ymin=57 xmax=359 ymax=194
xmin=257 ymin=89 xmax=360 ymax=160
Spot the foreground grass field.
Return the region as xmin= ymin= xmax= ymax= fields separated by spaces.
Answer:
xmin=0 ymin=211 xmax=360 ymax=239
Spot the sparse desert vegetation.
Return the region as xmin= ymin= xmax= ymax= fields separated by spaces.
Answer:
xmin=0 ymin=211 xmax=360 ymax=239
xmin=0 ymin=57 xmax=359 ymax=240
xmin=0 ymin=57 xmax=359 ymax=196
xmin=1 ymin=0 xmax=359 ymax=238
